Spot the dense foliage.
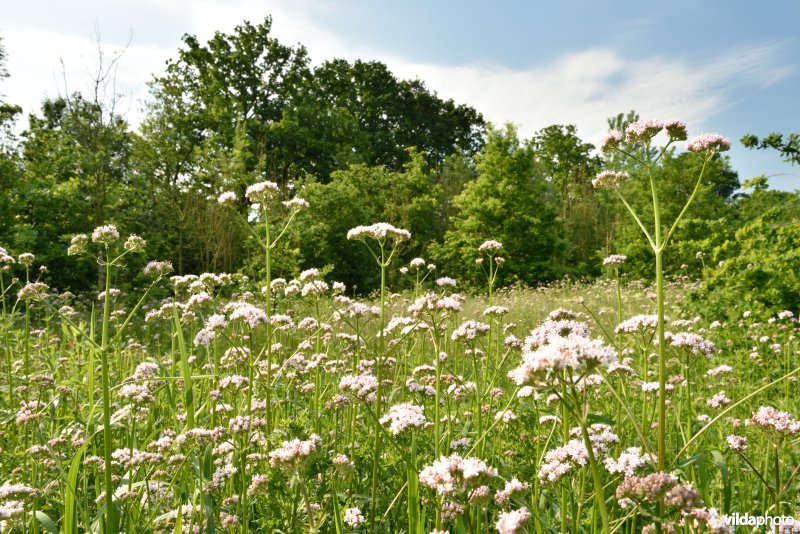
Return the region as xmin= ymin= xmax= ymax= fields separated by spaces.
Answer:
xmin=1 ymin=19 xmax=799 ymax=311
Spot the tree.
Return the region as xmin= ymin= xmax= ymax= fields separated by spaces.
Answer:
xmin=13 ymin=95 xmax=135 ymax=291
xmin=432 ymin=124 xmax=565 ymax=286
xmin=530 ymin=124 xmax=602 ymax=274
xmin=146 ymin=17 xmax=311 ymax=185
xmin=742 ymin=132 xmax=800 ymax=166
xmin=297 ymin=150 xmax=446 ymax=293
xmin=0 ymin=35 xmax=22 ymax=248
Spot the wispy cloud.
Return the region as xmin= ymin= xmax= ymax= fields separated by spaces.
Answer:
xmin=382 ymin=41 xmax=792 ymax=144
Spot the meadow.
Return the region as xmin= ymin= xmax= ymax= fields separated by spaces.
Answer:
xmin=0 ymin=121 xmax=798 ymax=534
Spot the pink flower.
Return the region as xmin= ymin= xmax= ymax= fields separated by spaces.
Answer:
xmin=600 ymin=130 xmax=623 ymax=152
xmin=496 ymin=508 xmax=530 ymax=534
xmin=592 ymin=171 xmax=629 ymax=189
xmin=687 ymin=134 xmax=731 ymax=153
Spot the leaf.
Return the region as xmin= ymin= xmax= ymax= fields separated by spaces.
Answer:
xmin=63 ymin=441 xmax=89 ymax=534
xmin=34 ymin=511 xmax=58 ymax=534
xmin=710 ymin=450 xmax=732 ymax=514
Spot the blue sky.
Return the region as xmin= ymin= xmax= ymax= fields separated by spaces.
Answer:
xmin=2 ymin=0 xmax=799 ymax=190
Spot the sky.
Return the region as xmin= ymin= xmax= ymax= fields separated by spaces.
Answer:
xmin=2 ymin=0 xmax=799 ymax=190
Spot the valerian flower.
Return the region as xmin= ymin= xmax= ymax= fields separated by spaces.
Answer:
xmin=245 ymin=181 xmax=280 ymax=203
xmin=347 ymin=222 xmax=411 ymax=243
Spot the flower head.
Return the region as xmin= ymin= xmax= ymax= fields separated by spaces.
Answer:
xmin=218 ymin=191 xmax=237 ymax=205
xmin=245 ymin=181 xmax=280 ymax=203
xmin=124 ymin=235 xmax=146 ymax=253
xmin=67 ymin=234 xmax=89 ymax=256
xmin=600 ymin=130 xmax=623 ymax=152
xmin=625 ymin=119 xmax=664 ymax=143
xmin=380 ymin=403 xmax=426 ymax=435
xmin=478 ymin=240 xmax=503 ymax=252
xmin=92 ymin=225 xmax=119 ymax=245
xmin=687 ymin=133 xmax=731 ymax=153
xmin=282 ymin=197 xmax=309 ymax=210
xmin=18 ymin=252 xmax=35 ymax=266
xmin=664 ymin=120 xmax=688 ymax=140
xmin=603 ymin=254 xmax=627 ymax=266
xmin=592 ymin=171 xmax=629 ymax=189
xmin=347 ymin=222 xmax=411 ymax=243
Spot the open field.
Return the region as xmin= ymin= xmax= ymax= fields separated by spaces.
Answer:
xmin=1 ymin=245 xmax=797 ymax=532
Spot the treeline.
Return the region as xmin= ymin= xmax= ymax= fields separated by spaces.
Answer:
xmin=0 ymin=18 xmax=798 ymax=296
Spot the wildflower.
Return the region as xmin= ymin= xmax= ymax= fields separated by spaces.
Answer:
xmin=726 ymin=435 xmax=748 ymax=452
xmin=495 ymin=478 xmax=530 ymax=506
xmin=600 ymin=130 xmax=623 ymax=152
xmin=268 ymin=434 xmax=322 ymax=472
xmin=332 ymin=454 xmax=355 ymax=473
xmin=228 ymin=302 xmax=268 ymax=328
xmin=664 ymin=331 xmax=716 ymax=358
xmin=706 ymin=365 xmax=732 ymax=377
xmin=419 ymin=454 xmax=497 ymax=496
xmin=508 ymin=335 xmax=616 ymax=386
xmin=17 ymin=252 xmax=35 ymax=266
xmin=436 ymin=277 xmax=457 ymax=288
xmin=604 ymin=447 xmax=653 ymax=478
xmin=687 ymin=134 xmax=731 ymax=153
xmin=346 ymin=222 xmax=411 ymax=243
xmin=478 ymin=240 xmax=503 ymax=252
xmin=408 ymin=292 xmax=464 ymax=318
xmin=483 ymin=305 xmax=509 ymax=317
xmin=496 ymin=508 xmax=530 ymax=534
xmin=343 ymin=507 xmax=365 ymax=528
xmin=67 ymin=234 xmax=89 ymax=255
xmin=706 ymin=391 xmax=731 ymax=409
xmin=282 ymin=197 xmax=309 ymax=210
xmin=494 ymin=410 xmax=516 ymax=424
xmin=592 ymin=170 xmax=629 ymax=189
xmin=625 ymin=119 xmax=664 ymax=143
xmin=380 ymin=403 xmax=426 ymax=435
xmin=218 ymin=191 xmax=237 ymax=204
xmin=0 ymin=247 xmax=15 ymax=264
xmin=664 ymin=119 xmax=688 ymax=140
xmin=118 ymin=384 xmax=154 ymax=404
xmin=92 ymin=224 xmax=119 ymax=245
xmin=748 ymin=406 xmax=800 ymax=436
xmin=124 ymin=235 xmax=146 ymax=253
xmin=245 ymin=181 xmax=280 ymax=203
xmin=142 ymin=260 xmax=173 ymax=278
xmin=522 ymin=317 xmax=590 ymax=350
xmin=451 ymin=320 xmax=489 ymax=342
xmin=603 ymin=254 xmax=627 ymax=266
xmin=339 ymin=373 xmax=379 ymax=402
xmin=538 ymin=425 xmax=619 ymax=484
xmin=17 ymin=282 xmax=49 ymax=301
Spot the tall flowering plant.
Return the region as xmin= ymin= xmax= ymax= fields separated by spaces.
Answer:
xmin=347 ymin=222 xmax=410 ymax=531
xmin=594 ymin=120 xmax=731 ymax=475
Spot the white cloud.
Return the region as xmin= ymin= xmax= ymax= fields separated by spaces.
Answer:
xmin=2 ymin=0 xmax=792 ymax=151
xmin=380 ymin=42 xmax=791 ymax=145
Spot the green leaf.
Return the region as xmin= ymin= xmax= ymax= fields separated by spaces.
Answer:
xmin=34 ymin=511 xmax=58 ymax=534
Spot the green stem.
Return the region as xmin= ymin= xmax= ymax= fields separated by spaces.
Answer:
xmin=370 ymin=248 xmax=387 ymax=532
xmin=100 ymin=247 xmax=116 ymax=533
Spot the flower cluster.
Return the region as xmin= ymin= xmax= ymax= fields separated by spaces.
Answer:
xmin=747 ymin=406 xmax=800 ymax=436
xmin=91 ymin=224 xmax=120 ymax=245
xmin=419 ymin=454 xmax=497 ymax=496
xmin=379 ymin=403 xmax=426 ymax=435
xmin=602 ymin=254 xmax=627 ymax=266
xmin=346 ymin=222 xmax=411 ymax=242
xmin=592 ymin=170 xmax=629 ymax=189
xmin=245 ymin=181 xmax=280 ymax=203
xmin=268 ymin=434 xmax=322 ymax=472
